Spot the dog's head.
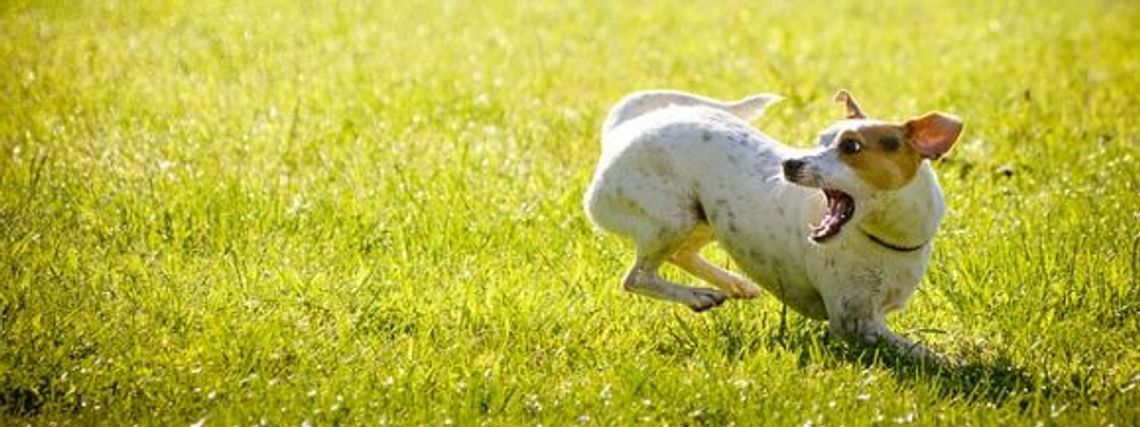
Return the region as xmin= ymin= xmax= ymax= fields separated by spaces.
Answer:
xmin=782 ymin=90 xmax=963 ymax=243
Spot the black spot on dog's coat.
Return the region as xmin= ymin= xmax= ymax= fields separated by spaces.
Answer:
xmin=693 ymin=199 xmax=708 ymax=222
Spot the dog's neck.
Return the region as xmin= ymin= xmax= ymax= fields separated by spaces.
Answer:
xmin=857 ymin=162 xmax=945 ymax=249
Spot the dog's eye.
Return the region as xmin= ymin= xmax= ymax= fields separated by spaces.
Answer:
xmin=839 ymin=138 xmax=862 ymax=154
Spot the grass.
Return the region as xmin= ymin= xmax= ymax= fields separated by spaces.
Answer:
xmin=1 ymin=0 xmax=1138 ymax=425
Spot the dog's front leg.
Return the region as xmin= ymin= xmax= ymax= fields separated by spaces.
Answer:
xmin=825 ymin=297 xmax=939 ymax=363
xmin=831 ymin=315 xmax=935 ymax=360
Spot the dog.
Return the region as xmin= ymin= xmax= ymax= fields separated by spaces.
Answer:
xmin=583 ymin=89 xmax=963 ymax=359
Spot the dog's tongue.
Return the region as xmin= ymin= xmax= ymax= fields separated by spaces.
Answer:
xmin=811 ymin=189 xmax=854 ymax=242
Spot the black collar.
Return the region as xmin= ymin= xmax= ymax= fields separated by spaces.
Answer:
xmin=860 ymin=227 xmax=928 ymax=252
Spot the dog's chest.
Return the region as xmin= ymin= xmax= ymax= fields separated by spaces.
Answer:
xmin=816 ymin=240 xmax=931 ymax=314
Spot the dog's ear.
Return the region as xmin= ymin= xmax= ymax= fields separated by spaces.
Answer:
xmin=905 ymin=112 xmax=963 ymax=160
xmin=834 ymin=89 xmax=866 ymax=119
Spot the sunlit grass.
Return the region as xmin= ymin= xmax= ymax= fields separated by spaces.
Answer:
xmin=1 ymin=0 xmax=1138 ymax=424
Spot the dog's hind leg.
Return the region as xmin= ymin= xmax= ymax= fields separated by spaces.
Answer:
xmin=585 ymin=156 xmax=727 ymax=311
xmin=622 ymin=226 xmax=728 ymax=312
xmin=668 ymin=225 xmax=763 ymax=299
xmin=624 ymin=258 xmax=728 ymax=313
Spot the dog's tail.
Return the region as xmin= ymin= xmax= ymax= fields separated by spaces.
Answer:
xmin=602 ymin=90 xmax=782 ymax=133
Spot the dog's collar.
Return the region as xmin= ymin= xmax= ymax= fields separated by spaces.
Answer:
xmin=859 ymin=227 xmax=928 ymax=252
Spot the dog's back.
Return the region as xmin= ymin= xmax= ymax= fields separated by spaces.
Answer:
xmin=601 ymin=90 xmax=781 ymax=134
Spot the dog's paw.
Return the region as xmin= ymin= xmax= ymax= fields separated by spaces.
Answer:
xmin=688 ymin=289 xmax=728 ymax=312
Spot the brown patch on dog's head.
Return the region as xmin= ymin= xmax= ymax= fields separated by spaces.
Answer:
xmin=834 ymin=110 xmax=964 ymax=191
xmin=836 ymin=124 xmax=924 ymax=190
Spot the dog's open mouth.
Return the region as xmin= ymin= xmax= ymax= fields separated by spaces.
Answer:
xmin=812 ymin=189 xmax=855 ymax=242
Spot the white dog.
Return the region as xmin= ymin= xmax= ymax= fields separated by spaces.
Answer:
xmin=583 ymin=89 xmax=963 ymax=358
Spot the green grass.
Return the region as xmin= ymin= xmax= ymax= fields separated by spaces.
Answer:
xmin=2 ymin=0 xmax=1138 ymax=424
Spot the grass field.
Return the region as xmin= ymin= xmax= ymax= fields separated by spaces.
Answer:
xmin=2 ymin=0 xmax=1138 ymax=425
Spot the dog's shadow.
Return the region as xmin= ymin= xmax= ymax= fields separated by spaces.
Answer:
xmin=818 ymin=339 xmax=1038 ymax=406
xmin=665 ymin=313 xmax=1039 ymax=407
xmin=771 ymin=324 xmax=1039 ymax=406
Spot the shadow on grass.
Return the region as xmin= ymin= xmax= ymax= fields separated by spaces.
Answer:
xmin=824 ymin=341 xmax=1039 ymax=407
xmin=754 ymin=321 xmax=1045 ymax=409
xmin=659 ymin=310 xmax=1042 ymax=407
xmin=0 ymin=384 xmax=46 ymax=417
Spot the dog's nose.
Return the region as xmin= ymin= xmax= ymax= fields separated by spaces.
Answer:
xmin=782 ymin=159 xmax=805 ymax=179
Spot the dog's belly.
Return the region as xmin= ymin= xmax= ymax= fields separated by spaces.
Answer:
xmin=705 ymin=186 xmax=831 ymax=320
